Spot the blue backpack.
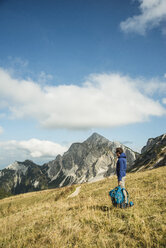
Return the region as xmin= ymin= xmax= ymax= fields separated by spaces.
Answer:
xmin=109 ymin=186 xmax=134 ymax=208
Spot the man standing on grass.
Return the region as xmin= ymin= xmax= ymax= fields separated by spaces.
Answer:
xmin=116 ymin=147 xmax=128 ymax=208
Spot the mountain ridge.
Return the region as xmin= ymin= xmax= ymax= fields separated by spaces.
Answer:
xmin=0 ymin=132 xmax=137 ymax=198
xmin=1 ymin=132 xmax=165 ymax=199
xmin=131 ymin=133 xmax=166 ymax=172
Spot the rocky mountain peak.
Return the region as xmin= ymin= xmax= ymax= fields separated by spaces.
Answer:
xmin=22 ymin=160 xmax=38 ymax=167
xmin=66 ymin=133 xmax=109 ymax=155
xmin=6 ymin=161 xmax=28 ymax=176
xmin=84 ymin=132 xmax=109 ymax=145
xmin=141 ymin=133 xmax=166 ymax=154
xmin=6 ymin=160 xmax=38 ymax=170
xmin=131 ymin=133 xmax=166 ymax=172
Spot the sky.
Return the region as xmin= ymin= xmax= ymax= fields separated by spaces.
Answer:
xmin=0 ymin=0 xmax=166 ymax=169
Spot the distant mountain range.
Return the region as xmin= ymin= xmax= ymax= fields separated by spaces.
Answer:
xmin=0 ymin=132 xmax=165 ymax=198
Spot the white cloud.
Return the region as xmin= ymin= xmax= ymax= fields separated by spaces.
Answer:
xmin=163 ymin=98 xmax=166 ymax=104
xmin=136 ymin=79 xmax=166 ymax=95
xmin=120 ymin=0 xmax=166 ymax=35
xmin=38 ymin=71 xmax=53 ymax=84
xmin=0 ymin=68 xmax=165 ymax=129
xmin=0 ymin=139 xmax=68 ymax=166
xmin=19 ymin=139 xmax=68 ymax=157
xmin=0 ymin=126 xmax=3 ymax=134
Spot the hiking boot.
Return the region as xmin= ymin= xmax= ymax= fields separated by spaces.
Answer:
xmin=120 ymin=203 xmax=129 ymax=209
xmin=125 ymin=203 xmax=129 ymax=208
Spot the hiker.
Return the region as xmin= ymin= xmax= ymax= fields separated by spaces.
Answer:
xmin=115 ymin=147 xmax=128 ymax=207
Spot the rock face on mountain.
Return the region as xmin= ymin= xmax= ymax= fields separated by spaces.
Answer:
xmin=45 ymin=133 xmax=138 ymax=187
xmin=130 ymin=133 xmax=166 ymax=172
xmin=0 ymin=133 xmax=138 ymax=197
xmin=0 ymin=160 xmax=48 ymax=196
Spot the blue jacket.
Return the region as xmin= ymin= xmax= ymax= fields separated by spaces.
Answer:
xmin=116 ymin=153 xmax=127 ymax=181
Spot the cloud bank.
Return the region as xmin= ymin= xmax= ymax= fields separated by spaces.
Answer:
xmin=0 ymin=139 xmax=68 ymax=168
xmin=120 ymin=0 xmax=166 ymax=35
xmin=0 ymin=68 xmax=165 ymax=129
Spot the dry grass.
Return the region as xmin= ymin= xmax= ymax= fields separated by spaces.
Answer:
xmin=0 ymin=167 xmax=166 ymax=248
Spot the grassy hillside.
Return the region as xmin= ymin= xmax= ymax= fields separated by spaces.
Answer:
xmin=0 ymin=167 xmax=165 ymax=248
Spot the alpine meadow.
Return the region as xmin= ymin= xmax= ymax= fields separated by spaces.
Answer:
xmin=0 ymin=166 xmax=165 ymax=248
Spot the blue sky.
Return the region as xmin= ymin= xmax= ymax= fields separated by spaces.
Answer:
xmin=0 ymin=0 xmax=166 ymax=169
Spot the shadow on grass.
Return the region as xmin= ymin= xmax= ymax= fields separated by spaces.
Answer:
xmin=67 ymin=204 xmax=113 ymax=212
xmin=88 ymin=205 xmax=113 ymax=212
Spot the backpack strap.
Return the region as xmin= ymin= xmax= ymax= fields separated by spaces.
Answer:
xmin=122 ymin=188 xmax=129 ymax=198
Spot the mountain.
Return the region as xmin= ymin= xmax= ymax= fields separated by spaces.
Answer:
xmin=44 ymin=133 xmax=138 ymax=187
xmin=2 ymin=132 xmax=165 ymax=198
xmin=0 ymin=160 xmax=48 ymax=197
xmin=0 ymin=133 xmax=138 ymax=197
xmin=131 ymin=133 xmax=166 ymax=172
